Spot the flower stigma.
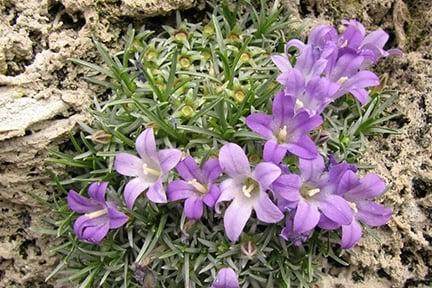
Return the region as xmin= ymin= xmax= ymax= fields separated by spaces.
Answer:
xmin=142 ymin=163 xmax=161 ymax=177
xmin=277 ymin=126 xmax=288 ymax=144
xmin=242 ymin=178 xmax=259 ymax=198
xmin=188 ymin=179 xmax=208 ymax=195
xmin=85 ymin=208 xmax=108 ymax=219
xmin=300 ymin=182 xmax=320 ymax=199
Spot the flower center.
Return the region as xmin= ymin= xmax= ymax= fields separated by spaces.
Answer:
xmin=142 ymin=163 xmax=161 ymax=177
xmin=349 ymin=202 xmax=358 ymax=213
xmin=277 ymin=126 xmax=288 ymax=144
xmin=85 ymin=208 xmax=108 ymax=219
xmin=187 ymin=179 xmax=208 ymax=195
xmin=300 ymin=182 xmax=320 ymax=199
xmin=295 ymin=99 xmax=304 ymax=109
xmin=242 ymin=178 xmax=260 ymax=198
xmin=337 ymin=76 xmax=348 ymax=85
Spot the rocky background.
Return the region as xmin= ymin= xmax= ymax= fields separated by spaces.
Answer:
xmin=0 ymin=0 xmax=430 ymax=287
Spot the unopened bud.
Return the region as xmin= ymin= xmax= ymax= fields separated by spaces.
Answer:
xmin=179 ymin=56 xmax=192 ymax=69
xmin=240 ymin=240 xmax=257 ymax=258
xmin=90 ymin=130 xmax=112 ymax=144
xmin=174 ymin=31 xmax=188 ymax=42
xmin=227 ymin=32 xmax=240 ymax=43
xmin=233 ymin=89 xmax=246 ymax=103
xmin=203 ymin=24 xmax=214 ymax=37
xmin=181 ymin=105 xmax=194 ymax=118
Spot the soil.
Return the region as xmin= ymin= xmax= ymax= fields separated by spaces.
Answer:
xmin=0 ymin=0 xmax=430 ymax=287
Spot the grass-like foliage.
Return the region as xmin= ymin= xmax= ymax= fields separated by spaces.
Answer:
xmin=41 ymin=0 xmax=399 ymax=287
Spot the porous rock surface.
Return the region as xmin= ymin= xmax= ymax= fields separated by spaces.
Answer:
xmin=285 ymin=0 xmax=431 ymax=287
xmin=0 ymin=0 xmax=195 ymax=287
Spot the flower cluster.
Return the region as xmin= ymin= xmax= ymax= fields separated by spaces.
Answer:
xmin=65 ymin=20 xmax=398 ymax=283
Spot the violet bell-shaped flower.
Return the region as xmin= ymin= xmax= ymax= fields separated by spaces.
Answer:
xmin=338 ymin=20 xmax=402 ymax=67
xmin=337 ymin=170 xmax=392 ymax=248
xmin=212 ymin=267 xmax=240 ymax=288
xmin=216 ymin=143 xmax=283 ymax=242
xmin=272 ymin=155 xmax=353 ymax=234
xmin=67 ymin=182 xmax=128 ymax=244
xmin=167 ymin=156 xmax=222 ymax=220
xmin=246 ymin=92 xmax=322 ymax=163
xmin=114 ymin=128 xmax=182 ymax=208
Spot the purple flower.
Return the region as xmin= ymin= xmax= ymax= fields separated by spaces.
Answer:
xmin=216 ymin=143 xmax=283 ymax=242
xmin=338 ymin=170 xmax=392 ymax=248
xmin=212 ymin=267 xmax=240 ymax=288
xmin=167 ymin=156 xmax=222 ymax=220
xmin=246 ymin=92 xmax=322 ymax=163
xmin=338 ymin=20 xmax=402 ymax=67
xmin=327 ymin=53 xmax=380 ymax=104
xmin=114 ymin=128 xmax=182 ymax=208
xmin=67 ymin=182 xmax=128 ymax=244
xmin=273 ymin=155 xmax=353 ymax=234
xmin=280 ymin=210 xmax=312 ymax=246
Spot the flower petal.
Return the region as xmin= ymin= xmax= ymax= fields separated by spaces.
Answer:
xmin=356 ymin=200 xmax=392 ymax=227
xmin=318 ymin=214 xmax=340 ymax=230
xmin=272 ymin=92 xmax=295 ymax=128
xmin=318 ymin=194 xmax=353 ymax=225
xmin=136 ymin=128 xmax=157 ymax=161
xmin=202 ymin=158 xmax=222 ymax=182
xmin=224 ymin=199 xmax=253 ymax=242
xmin=73 ymin=215 xmax=109 ymax=244
xmin=245 ymin=113 xmax=273 ymax=139
xmin=184 ymin=197 xmax=204 ymax=220
xmin=107 ymin=203 xmax=128 ymax=229
xmin=299 ymin=155 xmax=325 ymax=183
xmin=167 ymin=180 xmax=195 ymax=201
xmin=124 ymin=177 xmax=149 ymax=209
xmin=272 ymin=174 xmax=301 ymax=202
xmin=288 ymin=111 xmax=323 ymax=137
xmin=253 ymin=162 xmax=281 ymax=190
xmin=350 ymin=88 xmax=369 ymax=105
xmin=341 ymin=220 xmax=363 ymax=249
xmin=253 ymin=192 xmax=284 ymax=223
xmin=146 ymin=179 xmax=167 ymax=203
xmin=336 ymin=170 xmax=359 ymax=195
xmin=286 ymin=135 xmax=319 ymax=160
xmin=216 ymin=179 xmax=241 ymax=213
xmin=203 ymin=184 xmax=221 ymax=208
xmin=67 ymin=190 xmax=101 ymax=213
xmin=362 ymin=29 xmax=388 ymax=49
xmin=212 ymin=267 xmax=240 ymax=288
xmin=158 ymin=148 xmax=182 ymax=173
xmin=271 ymin=54 xmax=291 ymax=72
xmin=176 ymin=156 xmax=202 ymax=181
xmin=263 ymin=140 xmax=288 ymax=164
xmin=344 ymin=173 xmax=386 ymax=201
xmin=293 ymin=199 xmax=320 ymax=233
xmin=219 ymin=143 xmax=250 ymax=178
xmin=114 ymin=153 xmax=143 ymax=177
xmin=88 ymin=182 xmax=108 ymax=203
xmin=277 ymin=69 xmax=305 ymax=97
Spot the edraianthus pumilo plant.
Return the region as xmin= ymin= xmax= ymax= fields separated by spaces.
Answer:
xmin=44 ymin=1 xmax=401 ymax=287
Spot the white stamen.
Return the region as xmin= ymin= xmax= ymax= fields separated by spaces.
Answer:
xmin=349 ymin=202 xmax=358 ymax=213
xmin=188 ymin=179 xmax=207 ymax=194
xmin=85 ymin=208 xmax=108 ymax=219
xmin=295 ymin=99 xmax=304 ymax=109
xmin=307 ymin=188 xmax=321 ymax=197
xmin=242 ymin=184 xmax=255 ymax=198
xmin=341 ymin=40 xmax=348 ymax=48
xmin=277 ymin=125 xmax=288 ymax=143
xmin=337 ymin=76 xmax=348 ymax=85
xmin=142 ymin=163 xmax=161 ymax=177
